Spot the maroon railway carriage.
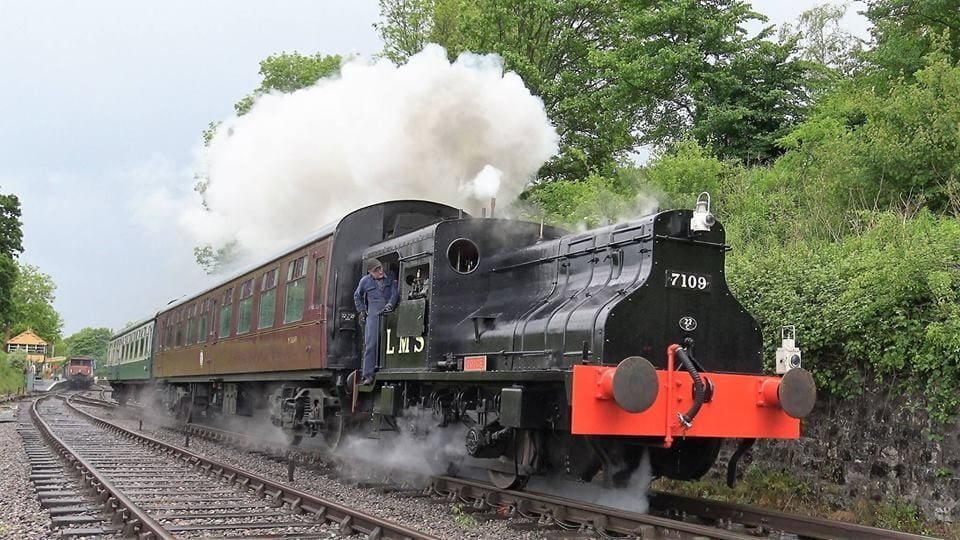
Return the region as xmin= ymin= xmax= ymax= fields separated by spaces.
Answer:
xmin=152 ymin=201 xmax=460 ymax=422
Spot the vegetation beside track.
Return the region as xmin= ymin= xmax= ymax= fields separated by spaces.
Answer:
xmin=0 ymin=351 xmax=26 ymax=396
xmin=656 ymin=466 xmax=951 ymax=538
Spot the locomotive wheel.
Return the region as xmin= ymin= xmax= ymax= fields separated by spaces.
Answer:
xmin=488 ymin=430 xmax=536 ymax=490
xmin=489 ymin=467 xmax=528 ymax=490
xmin=318 ymin=412 xmax=345 ymax=451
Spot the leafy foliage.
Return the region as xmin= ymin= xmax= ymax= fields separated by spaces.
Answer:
xmin=864 ymin=0 xmax=960 ymax=84
xmin=521 ymin=169 xmax=654 ymax=228
xmin=376 ymin=0 xmax=808 ymax=177
xmin=780 ymin=3 xmax=865 ymax=94
xmin=728 ymin=212 xmax=960 ymax=421
xmin=610 ymin=1 xmax=809 ymax=163
xmin=62 ymin=327 xmax=113 ymax=361
xmin=0 ymin=190 xmax=23 ymax=259
xmin=0 ymin=188 xmax=23 ymax=332
xmin=10 ymin=263 xmax=62 ymax=343
xmin=0 ymin=351 xmax=27 ymax=395
xmin=778 ymin=53 xmax=960 ymax=215
xmin=233 ymin=52 xmax=343 ymax=116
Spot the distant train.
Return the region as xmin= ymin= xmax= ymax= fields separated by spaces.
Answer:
xmin=66 ymin=356 xmax=95 ymax=389
xmin=105 ymin=197 xmax=815 ymax=488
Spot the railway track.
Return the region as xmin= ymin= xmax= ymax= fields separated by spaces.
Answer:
xmin=72 ymin=395 xmax=935 ymax=539
xmin=25 ymin=393 xmax=439 ymax=539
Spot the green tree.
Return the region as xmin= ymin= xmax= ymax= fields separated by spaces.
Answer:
xmin=62 ymin=327 xmax=113 ymax=361
xmin=608 ymin=1 xmax=810 ymax=163
xmin=780 ymin=2 xmax=864 ymax=93
xmin=864 ymin=0 xmax=960 ymax=84
xmin=687 ymin=35 xmax=810 ymax=163
xmin=10 ymin=263 xmax=62 ymax=343
xmin=232 ymin=52 xmax=343 ymax=116
xmin=778 ymin=53 xmax=960 ymax=216
xmin=377 ymin=0 xmax=810 ymax=177
xmin=375 ymin=0 xmax=436 ymax=63
xmin=0 ymin=188 xmax=23 ymax=336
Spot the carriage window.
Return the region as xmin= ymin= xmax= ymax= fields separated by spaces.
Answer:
xmin=176 ymin=313 xmax=185 ymax=347
xmin=219 ymin=288 xmax=234 ymax=337
xmin=198 ymin=300 xmax=209 ymax=343
xmin=237 ymin=279 xmax=254 ymax=334
xmin=284 ymin=256 xmax=307 ymax=323
xmin=312 ymin=257 xmax=326 ymax=309
xmin=186 ymin=304 xmax=197 ymax=344
xmin=447 ymin=238 xmax=480 ymax=274
xmin=165 ymin=322 xmax=173 ymax=350
xmin=259 ymin=269 xmax=278 ymax=329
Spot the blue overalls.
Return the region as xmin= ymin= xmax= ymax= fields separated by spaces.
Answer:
xmin=353 ymin=272 xmax=399 ymax=380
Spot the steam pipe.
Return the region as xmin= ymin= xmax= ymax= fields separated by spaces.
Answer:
xmin=675 ymin=347 xmax=705 ymax=428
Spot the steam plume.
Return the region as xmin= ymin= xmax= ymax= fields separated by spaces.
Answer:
xmin=185 ymin=45 xmax=558 ymax=264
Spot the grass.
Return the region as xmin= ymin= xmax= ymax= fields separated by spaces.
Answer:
xmin=0 ymin=353 xmax=27 ymax=396
xmin=450 ymin=503 xmax=478 ymax=528
xmin=655 ymin=466 xmax=955 ymax=538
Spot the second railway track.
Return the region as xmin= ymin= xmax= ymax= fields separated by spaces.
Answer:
xmin=28 ymin=393 xmax=439 ymax=539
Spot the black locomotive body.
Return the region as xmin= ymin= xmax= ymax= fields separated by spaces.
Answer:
xmin=345 ymin=202 xmax=813 ymax=487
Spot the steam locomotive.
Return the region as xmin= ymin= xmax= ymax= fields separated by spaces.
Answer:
xmin=105 ymin=196 xmax=815 ymax=488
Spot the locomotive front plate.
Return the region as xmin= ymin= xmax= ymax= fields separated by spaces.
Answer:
xmin=665 ymin=269 xmax=712 ymax=292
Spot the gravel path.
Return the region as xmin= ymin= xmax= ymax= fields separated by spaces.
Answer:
xmin=85 ymin=405 xmax=544 ymax=540
xmin=0 ymin=402 xmax=53 ymax=539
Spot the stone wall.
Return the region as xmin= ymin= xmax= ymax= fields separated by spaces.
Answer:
xmin=712 ymin=387 xmax=960 ymax=523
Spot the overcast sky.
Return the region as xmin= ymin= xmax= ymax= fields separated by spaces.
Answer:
xmin=0 ymin=1 xmax=870 ymax=336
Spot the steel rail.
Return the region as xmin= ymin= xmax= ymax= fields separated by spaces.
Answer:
xmin=430 ymin=474 xmax=758 ymax=540
xmin=65 ymin=395 xmax=439 ymax=540
xmin=95 ymin=399 xmax=936 ymax=540
xmin=649 ymin=491 xmax=935 ymax=540
xmin=30 ymin=395 xmax=177 ymax=540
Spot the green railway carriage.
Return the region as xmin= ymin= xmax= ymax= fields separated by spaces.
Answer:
xmin=105 ymin=318 xmax=155 ymax=404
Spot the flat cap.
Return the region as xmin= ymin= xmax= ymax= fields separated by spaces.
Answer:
xmin=366 ymin=258 xmax=383 ymax=271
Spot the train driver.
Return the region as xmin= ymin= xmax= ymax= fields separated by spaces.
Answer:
xmin=353 ymin=258 xmax=399 ymax=385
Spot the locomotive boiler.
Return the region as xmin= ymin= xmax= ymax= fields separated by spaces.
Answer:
xmin=105 ymin=196 xmax=815 ymax=489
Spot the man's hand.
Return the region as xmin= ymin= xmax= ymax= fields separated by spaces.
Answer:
xmin=358 ymin=311 xmax=367 ymax=326
xmin=383 ymin=304 xmax=394 ymax=313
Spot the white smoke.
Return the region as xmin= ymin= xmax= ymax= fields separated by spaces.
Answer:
xmin=183 ymin=45 xmax=558 ymax=263
xmin=334 ymin=407 xmax=466 ymax=480
xmin=527 ymin=449 xmax=654 ymax=513
xmin=466 ymin=164 xmax=503 ymax=200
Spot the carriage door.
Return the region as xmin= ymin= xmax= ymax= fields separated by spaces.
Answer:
xmin=381 ymin=255 xmax=430 ymax=370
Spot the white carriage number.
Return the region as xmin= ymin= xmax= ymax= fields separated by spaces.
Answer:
xmin=669 ymin=271 xmax=709 ymax=290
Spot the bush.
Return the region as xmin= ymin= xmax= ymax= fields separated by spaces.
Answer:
xmin=728 ymin=211 xmax=960 ymax=420
xmin=0 ymin=351 xmax=26 ymax=395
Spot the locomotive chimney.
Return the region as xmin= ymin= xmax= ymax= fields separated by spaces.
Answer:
xmin=490 ymin=197 xmax=496 ymax=218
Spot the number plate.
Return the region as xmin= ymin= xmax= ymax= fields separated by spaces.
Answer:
xmin=463 ymin=355 xmax=488 ymax=371
xmin=665 ymin=270 xmax=712 ymax=292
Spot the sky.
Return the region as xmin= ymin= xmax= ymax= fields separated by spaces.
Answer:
xmin=0 ymin=1 xmax=871 ymax=336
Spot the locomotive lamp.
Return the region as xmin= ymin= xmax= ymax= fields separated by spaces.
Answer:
xmin=775 ymin=325 xmax=802 ymax=374
xmin=690 ymin=192 xmax=715 ymax=233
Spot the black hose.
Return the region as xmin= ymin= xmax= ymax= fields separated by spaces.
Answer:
xmin=676 ymin=347 xmax=705 ymax=427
